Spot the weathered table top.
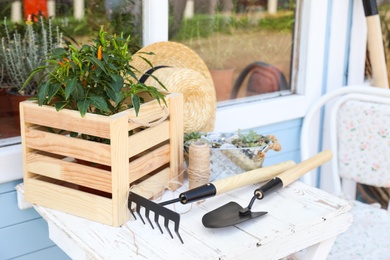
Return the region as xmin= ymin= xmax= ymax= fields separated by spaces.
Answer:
xmin=34 ymin=181 xmax=352 ymax=260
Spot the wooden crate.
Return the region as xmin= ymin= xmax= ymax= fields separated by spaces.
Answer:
xmin=20 ymin=93 xmax=184 ymax=227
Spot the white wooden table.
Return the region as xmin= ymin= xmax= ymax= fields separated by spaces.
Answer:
xmin=34 ymin=181 xmax=352 ymax=260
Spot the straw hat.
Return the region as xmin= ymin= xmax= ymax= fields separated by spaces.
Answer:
xmin=130 ymin=41 xmax=216 ymax=133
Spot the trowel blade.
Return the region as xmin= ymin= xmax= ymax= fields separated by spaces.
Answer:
xmin=202 ymin=202 xmax=267 ymax=228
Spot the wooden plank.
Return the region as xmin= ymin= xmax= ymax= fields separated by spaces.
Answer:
xmin=14 ymin=245 xmax=70 ymax=260
xmin=128 ymin=144 xmax=170 ymax=183
xmin=0 ymin=218 xmax=55 ymax=260
xmin=0 ymin=191 xmax=40 ymax=228
xmin=25 ymin=128 xmax=111 ymax=165
xmin=129 ymin=168 xmax=171 ymax=200
xmin=26 ymin=153 xmax=112 ymax=193
xmin=25 ymin=178 xmax=114 ymax=226
xmin=127 ymin=121 xmax=169 ymax=158
xmin=32 ymin=181 xmax=352 ymax=259
xmin=21 ymin=101 xmax=112 ymax=139
xmin=116 ymin=93 xmax=175 ymax=132
xmin=109 ymin=116 xmax=130 ymax=226
xmin=0 ymin=179 xmax=22 ymax=193
xmin=167 ymin=92 xmax=184 ymax=190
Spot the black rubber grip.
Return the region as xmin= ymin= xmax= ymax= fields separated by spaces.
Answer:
xmin=179 ymin=183 xmax=217 ymax=204
xmin=363 ymin=0 xmax=378 ymax=16
xmin=254 ymin=177 xmax=283 ymax=200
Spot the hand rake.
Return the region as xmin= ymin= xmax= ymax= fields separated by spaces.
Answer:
xmin=128 ymin=160 xmax=296 ymax=243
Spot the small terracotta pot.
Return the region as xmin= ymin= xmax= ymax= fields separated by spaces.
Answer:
xmin=0 ymin=88 xmax=11 ymax=116
xmin=6 ymin=90 xmax=34 ymax=129
xmin=209 ymin=68 xmax=235 ymax=101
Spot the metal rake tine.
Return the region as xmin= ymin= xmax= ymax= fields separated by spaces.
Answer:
xmin=169 ymin=209 xmax=184 ymax=244
xmin=154 ymin=213 xmax=164 ymax=234
xmin=144 ymin=208 xmax=154 ymax=229
xmin=136 ymin=204 xmax=145 ymax=225
xmin=164 ymin=217 xmax=174 ymax=239
xmin=174 ymin=224 xmax=184 ymax=244
xmin=128 ymin=200 xmax=137 ymax=220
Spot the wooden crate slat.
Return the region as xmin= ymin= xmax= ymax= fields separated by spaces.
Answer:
xmin=26 ymin=153 xmax=112 ymax=193
xmin=167 ymin=93 xmax=184 ymax=190
xmin=128 ymin=121 xmax=170 ymax=158
xmin=113 ymin=97 xmax=173 ymax=132
xmin=22 ymin=101 xmax=112 ymax=138
xmin=25 ymin=128 xmax=111 ymax=165
xmin=128 ymin=144 xmax=170 ymax=183
xmin=25 ymin=178 xmax=114 ymax=226
xmin=109 ymin=116 xmax=130 ymax=226
xmin=129 ymin=168 xmax=171 ymax=201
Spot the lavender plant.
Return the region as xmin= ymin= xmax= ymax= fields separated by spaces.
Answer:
xmin=0 ymin=15 xmax=63 ymax=95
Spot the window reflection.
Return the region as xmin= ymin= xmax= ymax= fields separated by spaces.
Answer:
xmin=169 ymin=0 xmax=295 ymax=102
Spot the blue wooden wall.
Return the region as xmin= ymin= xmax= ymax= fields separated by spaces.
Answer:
xmin=0 ymin=118 xmax=302 ymax=259
xmin=0 ymin=179 xmax=70 ymax=260
xmin=253 ymin=118 xmax=302 ymax=167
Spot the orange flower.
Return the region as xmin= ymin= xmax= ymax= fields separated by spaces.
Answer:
xmin=97 ymin=46 xmax=102 ymax=60
xmin=63 ymin=58 xmax=70 ymax=62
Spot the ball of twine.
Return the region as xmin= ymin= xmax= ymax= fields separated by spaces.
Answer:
xmin=187 ymin=141 xmax=211 ymax=189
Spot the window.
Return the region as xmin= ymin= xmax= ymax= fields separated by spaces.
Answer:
xmin=0 ymin=1 xmax=365 ymax=182
xmin=168 ymin=0 xmax=296 ymax=103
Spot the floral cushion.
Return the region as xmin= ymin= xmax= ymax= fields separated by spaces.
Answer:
xmin=337 ymin=100 xmax=390 ymax=187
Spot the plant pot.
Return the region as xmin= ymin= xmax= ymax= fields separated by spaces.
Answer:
xmin=6 ymin=90 xmax=34 ymax=130
xmin=21 ymin=93 xmax=184 ymax=226
xmin=0 ymin=88 xmax=11 ymax=116
xmin=209 ymin=68 xmax=235 ymax=101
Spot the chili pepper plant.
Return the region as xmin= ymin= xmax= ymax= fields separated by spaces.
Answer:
xmin=24 ymin=26 xmax=167 ymax=118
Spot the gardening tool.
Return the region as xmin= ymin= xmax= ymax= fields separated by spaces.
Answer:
xmin=363 ymin=0 xmax=389 ymax=88
xmin=128 ymin=160 xmax=296 ymax=243
xmin=202 ymin=150 xmax=332 ymax=228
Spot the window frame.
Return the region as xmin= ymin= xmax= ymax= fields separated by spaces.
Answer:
xmin=214 ymin=1 xmax=333 ymax=131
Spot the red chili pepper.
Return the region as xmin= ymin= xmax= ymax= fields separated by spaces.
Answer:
xmin=97 ymin=46 xmax=102 ymax=60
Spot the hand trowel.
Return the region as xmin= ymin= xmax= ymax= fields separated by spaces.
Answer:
xmin=202 ymin=150 xmax=332 ymax=228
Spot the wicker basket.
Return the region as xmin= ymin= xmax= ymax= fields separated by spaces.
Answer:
xmin=184 ymin=132 xmax=281 ymax=181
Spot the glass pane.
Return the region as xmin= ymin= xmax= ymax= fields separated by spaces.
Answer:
xmin=168 ymin=0 xmax=296 ymax=102
xmin=0 ymin=0 xmax=142 ymax=144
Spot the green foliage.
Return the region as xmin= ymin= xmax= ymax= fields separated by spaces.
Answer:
xmin=59 ymin=0 xmax=142 ymax=53
xmin=184 ymin=131 xmax=202 ymax=143
xmin=172 ymin=14 xmax=246 ymax=41
xmin=171 ymin=11 xmax=294 ymax=42
xmin=184 ymin=130 xmax=268 ymax=149
xmin=1 ymin=15 xmax=63 ymax=95
xmin=258 ymin=12 xmax=295 ymax=32
xmin=232 ymin=130 xmax=268 ymax=148
xmin=24 ymin=26 xmax=167 ymax=117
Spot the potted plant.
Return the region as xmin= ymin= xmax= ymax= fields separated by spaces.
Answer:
xmin=184 ymin=130 xmax=281 ymax=181
xmin=0 ymin=15 xmax=63 ymax=126
xmin=20 ymin=27 xmax=184 ymax=226
xmin=24 ymin=25 xmax=166 ymax=125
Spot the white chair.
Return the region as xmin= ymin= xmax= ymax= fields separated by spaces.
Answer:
xmin=300 ymin=85 xmax=390 ymax=259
